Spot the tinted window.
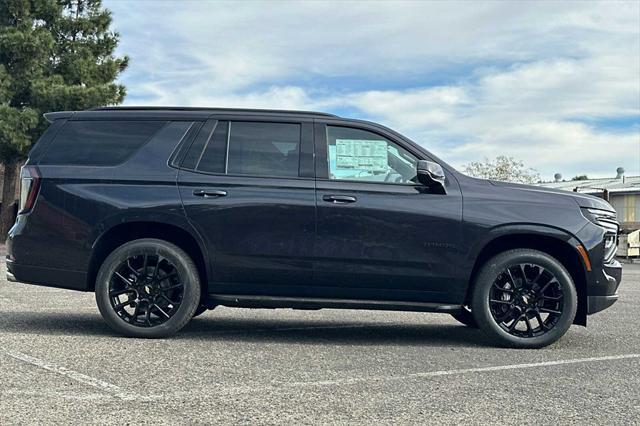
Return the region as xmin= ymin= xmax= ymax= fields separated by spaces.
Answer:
xmin=326 ymin=126 xmax=417 ymax=184
xmin=226 ymin=122 xmax=300 ymax=177
xmin=40 ymin=121 xmax=166 ymax=166
xmin=181 ymin=120 xmax=216 ymax=170
xmin=197 ymin=121 xmax=229 ymax=173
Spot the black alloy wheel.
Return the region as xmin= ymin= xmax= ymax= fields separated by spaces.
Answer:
xmin=471 ymin=249 xmax=577 ymax=349
xmin=108 ymin=254 xmax=184 ymax=327
xmin=489 ymin=263 xmax=564 ymax=338
xmin=96 ymin=239 xmax=200 ymax=338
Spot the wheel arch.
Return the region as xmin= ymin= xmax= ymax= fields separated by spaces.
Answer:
xmin=465 ymin=225 xmax=589 ymax=326
xmin=87 ymin=220 xmax=209 ymax=296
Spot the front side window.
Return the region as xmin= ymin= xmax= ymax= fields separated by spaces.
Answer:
xmin=326 ymin=126 xmax=417 ymax=184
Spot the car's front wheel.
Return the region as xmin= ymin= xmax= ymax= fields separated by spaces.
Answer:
xmin=471 ymin=249 xmax=577 ymax=349
xmin=95 ymin=238 xmax=201 ymax=338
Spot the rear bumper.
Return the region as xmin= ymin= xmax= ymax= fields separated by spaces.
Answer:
xmin=587 ymin=260 xmax=622 ymax=315
xmin=6 ymin=258 xmax=88 ymax=291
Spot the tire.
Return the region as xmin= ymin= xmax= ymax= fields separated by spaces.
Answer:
xmin=193 ymin=305 xmax=210 ymax=318
xmin=450 ymin=306 xmax=478 ymax=328
xmin=470 ymin=249 xmax=577 ymax=349
xmin=95 ymin=238 xmax=201 ymax=338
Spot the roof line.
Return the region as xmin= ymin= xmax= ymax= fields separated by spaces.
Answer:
xmin=88 ymin=106 xmax=337 ymax=117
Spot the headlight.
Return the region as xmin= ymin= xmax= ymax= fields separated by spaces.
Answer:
xmin=581 ymin=207 xmax=619 ymax=263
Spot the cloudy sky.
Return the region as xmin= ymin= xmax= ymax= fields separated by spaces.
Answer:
xmin=104 ymin=0 xmax=640 ymax=179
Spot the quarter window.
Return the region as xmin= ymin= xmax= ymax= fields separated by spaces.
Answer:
xmin=326 ymin=126 xmax=417 ymax=184
xmin=40 ymin=120 xmax=166 ymax=166
xmin=196 ymin=121 xmax=229 ymax=174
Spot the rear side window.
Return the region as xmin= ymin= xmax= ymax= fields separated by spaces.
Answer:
xmin=39 ymin=120 xmax=166 ymax=166
xmin=181 ymin=121 xmax=301 ymax=178
xmin=227 ymin=122 xmax=300 ymax=177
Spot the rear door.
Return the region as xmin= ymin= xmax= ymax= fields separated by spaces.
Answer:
xmin=176 ymin=116 xmax=316 ymax=296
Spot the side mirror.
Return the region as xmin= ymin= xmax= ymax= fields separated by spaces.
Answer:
xmin=416 ymin=160 xmax=446 ymax=193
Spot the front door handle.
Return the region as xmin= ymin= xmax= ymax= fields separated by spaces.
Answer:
xmin=193 ymin=189 xmax=227 ymax=198
xmin=322 ymin=194 xmax=357 ymax=204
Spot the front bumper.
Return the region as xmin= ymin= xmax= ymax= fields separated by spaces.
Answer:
xmin=587 ymin=259 xmax=622 ymax=315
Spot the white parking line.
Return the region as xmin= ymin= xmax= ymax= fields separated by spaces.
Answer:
xmin=1 ymin=350 xmax=127 ymax=397
xmin=284 ymin=353 xmax=640 ymax=388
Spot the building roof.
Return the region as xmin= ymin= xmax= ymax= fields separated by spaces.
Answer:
xmin=538 ymin=175 xmax=640 ymax=194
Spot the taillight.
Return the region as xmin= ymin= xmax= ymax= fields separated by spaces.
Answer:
xmin=19 ymin=166 xmax=41 ymax=214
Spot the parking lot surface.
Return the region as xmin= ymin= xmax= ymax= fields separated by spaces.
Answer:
xmin=1 ymin=260 xmax=639 ymax=425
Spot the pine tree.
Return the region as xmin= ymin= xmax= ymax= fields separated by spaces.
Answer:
xmin=0 ymin=0 xmax=127 ymax=238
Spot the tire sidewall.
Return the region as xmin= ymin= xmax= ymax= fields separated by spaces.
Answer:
xmin=471 ymin=249 xmax=577 ymax=349
xmin=95 ymin=239 xmax=201 ymax=338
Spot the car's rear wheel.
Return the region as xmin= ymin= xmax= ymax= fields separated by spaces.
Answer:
xmin=95 ymin=238 xmax=201 ymax=338
xmin=471 ymin=249 xmax=577 ymax=349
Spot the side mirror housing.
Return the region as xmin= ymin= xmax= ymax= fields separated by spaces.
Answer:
xmin=416 ymin=160 xmax=446 ymax=194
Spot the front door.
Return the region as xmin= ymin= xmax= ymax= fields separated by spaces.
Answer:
xmin=177 ymin=118 xmax=316 ymax=296
xmin=313 ymin=122 xmax=464 ymax=303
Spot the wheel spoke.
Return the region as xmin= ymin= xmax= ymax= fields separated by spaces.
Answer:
xmin=158 ymin=271 xmax=178 ymax=282
xmin=160 ymin=282 xmax=183 ymax=291
xmin=531 ymin=266 xmax=544 ymax=284
xmin=142 ymin=254 xmax=148 ymax=275
xmin=539 ymin=279 xmax=556 ymax=295
xmin=126 ymin=260 xmax=140 ymax=277
xmin=131 ymin=303 xmax=141 ymax=322
xmin=493 ymin=282 xmax=514 ymax=293
xmin=519 ymin=264 xmax=527 ymax=282
xmin=534 ymin=311 xmax=547 ymax=330
xmin=152 ymin=256 xmax=162 ymax=280
xmin=506 ymin=267 xmax=518 ymax=288
xmin=114 ymin=300 xmax=132 ymax=312
xmin=541 ymin=294 xmax=563 ymax=301
xmin=160 ymin=293 xmax=178 ymax=306
xmin=490 ymin=299 xmax=512 ymax=305
xmin=540 ymin=307 xmax=561 ymax=315
xmin=144 ymin=307 xmax=151 ymax=326
xmin=508 ymin=314 xmax=523 ymax=331
xmin=524 ymin=315 xmax=534 ymax=336
xmin=153 ymin=304 xmax=171 ymax=319
xmin=114 ymin=272 xmax=133 ymax=287
xmin=496 ymin=305 xmax=518 ymax=324
xmin=109 ymin=288 xmax=134 ymax=297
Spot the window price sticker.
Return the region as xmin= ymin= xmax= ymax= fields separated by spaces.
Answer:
xmin=335 ymin=139 xmax=388 ymax=172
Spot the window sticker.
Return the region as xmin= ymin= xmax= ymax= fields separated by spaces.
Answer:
xmin=335 ymin=139 xmax=388 ymax=172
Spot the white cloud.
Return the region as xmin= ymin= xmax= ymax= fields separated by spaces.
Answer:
xmin=106 ymin=0 xmax=640 ymax=178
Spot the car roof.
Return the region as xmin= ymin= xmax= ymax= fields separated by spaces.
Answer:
xmin=44 ymin=107 xmax=339 ymax=123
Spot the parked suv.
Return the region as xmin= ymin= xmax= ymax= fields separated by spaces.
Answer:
xmin=6 ymin=107 xmax=622 ymax=348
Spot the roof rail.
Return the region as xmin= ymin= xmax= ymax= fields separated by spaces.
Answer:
xmin=88 ymin=106 xmax=337 ymax=117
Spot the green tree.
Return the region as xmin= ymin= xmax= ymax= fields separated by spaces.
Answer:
xmin=572 ymin=175 xmax=589 ymax=181
xmin=0 ymin=0 xmax=127 ymax=238
xmin=463 ymin=155 xmax=541 ymax=184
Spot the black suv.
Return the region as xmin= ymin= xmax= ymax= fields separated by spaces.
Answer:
xmin=6 ymin=107 xmax=622 ymax=348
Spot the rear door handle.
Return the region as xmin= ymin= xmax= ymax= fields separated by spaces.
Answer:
xmin=322 ymin=194 xmax=357 ymax=204
xmin=193 ymin=189 xmax=227 ymax=198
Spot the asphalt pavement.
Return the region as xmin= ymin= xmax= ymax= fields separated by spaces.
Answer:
xmin=1 ymin=260 xmax=639 ymax=425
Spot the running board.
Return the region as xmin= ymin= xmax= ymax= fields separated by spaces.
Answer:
xmin=207 ymin=294 xmax=462 ymax=313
